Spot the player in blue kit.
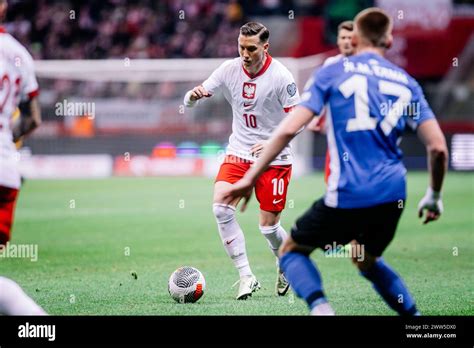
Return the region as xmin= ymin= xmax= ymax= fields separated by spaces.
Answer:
xmin=221 ymin=7 xmax=448 ymax=315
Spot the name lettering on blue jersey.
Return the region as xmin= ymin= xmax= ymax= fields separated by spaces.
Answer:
xmin=300 ymin=52 xmax=435 ymax=208
xmin=343 ymin=60 xmax=409 ymax=85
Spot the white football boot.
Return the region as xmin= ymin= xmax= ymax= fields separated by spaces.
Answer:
xmin=233 ymin=275 xmax=261 ymax=300
xmin=276 ymin=268 xmax=290 ymax=296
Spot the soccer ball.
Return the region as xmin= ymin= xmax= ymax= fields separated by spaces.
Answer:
xmin=168 ymin=266 xmax=206 ymax=303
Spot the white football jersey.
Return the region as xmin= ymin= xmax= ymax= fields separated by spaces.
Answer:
xmin=0 ymin=27 xmax=39 ymax=189
xmin=200 ymin=54 xmax=299 ymax=165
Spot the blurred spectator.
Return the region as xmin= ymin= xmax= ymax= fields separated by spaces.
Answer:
xmin=4 ymin=0 xmax=247 ymax=59
xmin=240 ymin=0 xmax=294 ymax=16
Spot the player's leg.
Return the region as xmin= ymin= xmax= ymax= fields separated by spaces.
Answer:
xmin=0 ymin=186 xmax=19 ymax=245
xmin=212 ymin=156 xmax=259 ymax=299
xmin=255 ymin=165 xmax=292 ymax=295
xmin=279 ymin=237 xmax=333 ymax=315
xmin=351 ymin=247 xmax=419 ymax=316
xmin=279 ymin=198 xmax=352 ymax=315
xmin=0 ymin=188 xmax=46 ymax=315
xmin=259 ymin=210 xmax=287 ymax=260
xmin=352 ymin=201 xmax=420 ymax=316
xmin=213 ymin=181 xmax=252 ymax=277
xmin=0 ymin=276 xmax=47 ymax=315
xmin=259 ymin=210 xmax=291 ymax=295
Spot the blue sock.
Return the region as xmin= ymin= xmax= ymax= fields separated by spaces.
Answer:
xmin=361 ymin=258 xmax=419 ymax=316
xmin=280 ymin=252 xmax=327 ymax=310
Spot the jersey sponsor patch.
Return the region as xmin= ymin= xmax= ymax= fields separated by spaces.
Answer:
xmin=287 ymin=82 xmax=297 ymax=97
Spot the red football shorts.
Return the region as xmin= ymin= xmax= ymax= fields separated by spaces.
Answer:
xmin=215 ymin=155 xmax=292 ymax=212
xmin=0 ymin=186 xmax=19 ymax=245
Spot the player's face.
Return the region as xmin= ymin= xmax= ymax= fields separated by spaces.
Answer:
xmin=238 ymin=34 xmax=268 ymax=71
xmin=0 ymin=1 xmax=7 ymax=20
xmin=337 ymin=28 xmax=354 ymax=56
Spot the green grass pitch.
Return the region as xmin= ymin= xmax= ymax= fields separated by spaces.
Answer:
xmin=1 ymin=172 xmax=473 ymax=315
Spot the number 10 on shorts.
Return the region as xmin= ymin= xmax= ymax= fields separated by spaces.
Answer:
xmin=272 ymin=178 xmax=285 ymax=196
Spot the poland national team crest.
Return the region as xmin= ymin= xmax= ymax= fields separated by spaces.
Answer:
xmin=242 ymin=82 xmax=256 ymax=99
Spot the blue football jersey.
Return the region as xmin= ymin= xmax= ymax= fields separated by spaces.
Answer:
xmin=300 ymin=52 xmax=435 ymax=208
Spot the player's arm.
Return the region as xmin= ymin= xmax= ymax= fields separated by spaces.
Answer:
xmin=416 ymin=118 xmax=448 ymax=224
xmin=183 ymin=85 xmax=212 ymax=107
xmin=249 ymin=71 xmax=302 ymax=157
xmin=307 ymin=115 xmax=325 ymax=133
xmin=256 ymin=105 xmax=315 ymax=170
xmin=184 ymin=61 xmax=229 ymax=108
xmin=12 ymin=96 xmax=42 ymax=142
xmin=222 ymin=105 xmax=315 ymax=210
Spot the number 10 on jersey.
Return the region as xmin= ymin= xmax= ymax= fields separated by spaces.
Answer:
xmin=243 ymin=113 xmax=257 ymax=128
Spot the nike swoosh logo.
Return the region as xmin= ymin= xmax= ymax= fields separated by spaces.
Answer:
xmin=244 ymin=103 xmax=253 ymax=107
xmin=273 ymin=199 xmax=283 ymax=204
xmin=225 ymin=238 xmax=236 ymax=245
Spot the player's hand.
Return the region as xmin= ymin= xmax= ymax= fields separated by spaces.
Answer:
xmin=417 ymin=187 xmax=443 ymax=224
xmin=221 ymin=177 xmax=255 ymax=212
xmin=250 ymin=141 xmax=267 ymax=158
xmin=307 ymin=116 xmax=326 ymax=134
xmin=307 ymin=117 xmax=322 ymax=132
xmin=190 ymin=85 xmax=211 ymax=101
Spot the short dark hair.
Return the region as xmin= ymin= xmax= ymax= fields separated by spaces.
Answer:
xmin=338 ymin=21 xmax=354 ymax=33
xmin=355 ymin=8 xmax=392 ymax=48
xmin=240 ymin=22 xmax=269 ymax=44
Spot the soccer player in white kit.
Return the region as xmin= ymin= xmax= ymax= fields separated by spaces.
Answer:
xmin=0 ymin=0 xmax=45 ymax=315
xmin=184 ymin=22 xmax=300 ymax=299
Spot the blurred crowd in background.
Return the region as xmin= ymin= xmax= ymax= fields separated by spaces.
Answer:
xmin=6 ymin=0 xmax=239 ymax=59
xmin=4 ymin=0 xmax=375 ymax=59
xmin=2 ymin=0 xmax=473 ymax=170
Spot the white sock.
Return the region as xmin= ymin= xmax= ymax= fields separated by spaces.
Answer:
xmin=213 ymin=203 xmax=252 ymax=278
xmin=259 ymin=222 xmax=288 ymax=263
xmin=0 ymin=276 xmax=47 ymax=315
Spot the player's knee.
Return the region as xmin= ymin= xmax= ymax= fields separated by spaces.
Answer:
xmin=259 ymin=217 xmax=279 ymax=227
xmin=352 ymin=253 xmax=377 ymax=272
xmin=212 ymin=203 xmax=236 ymax=224
xmin=278 ymin=237 xmax=298 ymax=257
xmin=259 ymin=218 xmax=278 ymax=227
xmin=259 ymin=209 xmax=281 ymax=227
